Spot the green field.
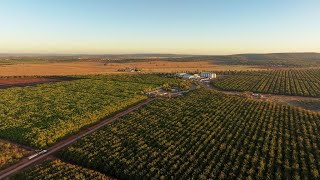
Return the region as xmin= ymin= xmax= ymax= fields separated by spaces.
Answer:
xmin=58 ymin=88 xmax=320 ymax=179
xmin=212 ymin=69 xmax=320 ymax=97
xmin=0 ymin=74 xmax=183 ymax=148
xmin=0 ymin=56 xmax=81 ymax=65
xmin=2 ymin=53 xmax=320 ymax=67
xmin=0 ymin=140 xmax=30 ymax=169
xmin=212 ymin=53 xmax=320 ymax=67
xmin=11 ymin=159 xmax=112 ymax=180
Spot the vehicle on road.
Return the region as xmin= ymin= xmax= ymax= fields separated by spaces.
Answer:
xmin=28 ymin=150 xmax=47 ymax=160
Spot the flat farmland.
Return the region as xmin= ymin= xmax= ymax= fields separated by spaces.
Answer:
xmin=58 ymin=89 xmax=320 ymax=179
xmin=0 ymin=61 xmax=261 ymax=76
xmin=212 ymin=69 xmax=320 ymax=97
xmin=0 ymin=140 xmax=31 ymax=169
xmin=12 ymin=160 xmax=113 ymax=180
xmin=0 ymin=74 xmax=183 ymax=148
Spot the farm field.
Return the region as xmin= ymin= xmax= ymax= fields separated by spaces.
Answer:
xmin=212 ymin=69 xmax=320 ymax=97
xmin=0 ymin=74 xmax=183 ymax=148
xmin=11 ymin=159 xmax=113 ymax=180
xmin=0 ymin=77 xmax=70 ymax=89
xmin=0 ymin=140 xmax=30 ymax=169
xmin=0 ymin=61 xmax=261 ymax=76
xmin=212 ymin=53 xmax=320 ymax=67
xmin=58 ymin=88 xmax=320 ymax=179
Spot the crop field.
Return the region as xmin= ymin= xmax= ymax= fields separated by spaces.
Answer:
xmin=12 ymin=159 xmax=112 ymax=180
xmin=0 ymin=140 xmax=30 ymax=169
xmin=212 ymin=53 xmax=320 ymax=67
xmin=58 ymin=89 xmax=320 ymax=179
xmin=0 ymin=74 xmax=182 ymax=148
xmin=0 ymin=61 xmax=261 ymax=76
xmin=212 ymin=69 xmax=320 ymax=97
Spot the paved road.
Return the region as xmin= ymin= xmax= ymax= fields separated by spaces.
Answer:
xmin=0 ymin=98 xmax=155 ymax=180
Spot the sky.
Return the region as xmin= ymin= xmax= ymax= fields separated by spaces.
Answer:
xmin=0 ymin=0 xmax=320 ymax=55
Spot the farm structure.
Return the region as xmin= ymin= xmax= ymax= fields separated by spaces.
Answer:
xmin=176 ymin=72 xmax=215 ymax=80
xmin=200 ymin=72 xmax=217 ymax=79
xmin=183 ymin=74 xmax=201 ymax=79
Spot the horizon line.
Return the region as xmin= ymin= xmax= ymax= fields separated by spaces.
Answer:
xmin=0 ymin=51 xmax=319 ymax=57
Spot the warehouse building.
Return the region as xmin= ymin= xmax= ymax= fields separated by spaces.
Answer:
xmin=200 ymin=72 xmax=217 ymax=79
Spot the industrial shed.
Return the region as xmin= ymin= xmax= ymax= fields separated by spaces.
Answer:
xmin=200 ymin=72 xmax=217 ymax=79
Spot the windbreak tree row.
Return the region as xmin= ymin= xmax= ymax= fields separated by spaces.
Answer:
xmin=11 ymin=160 xmax=113 ymax=180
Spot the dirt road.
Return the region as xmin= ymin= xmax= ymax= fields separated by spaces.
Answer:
xmin=204 ymin=81 xmax=320 ymax=100
xmin=203 ymin=81 xmax=320 ymax=112
xmin=0 ymin=98 xmax=155 ymax=180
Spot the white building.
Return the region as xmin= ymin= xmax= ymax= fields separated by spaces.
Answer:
xmin=175 ymin=73 xmax=187 ymax=77
xmin=200 ymin=72 xmax=217 ymax=79
xmin=177 ymin=73 xmax=202 ymax=79
xmin=193 ymin=74 xmax=201 ymax=78
xmin=182 ymin=74 xmax=195 ymax=79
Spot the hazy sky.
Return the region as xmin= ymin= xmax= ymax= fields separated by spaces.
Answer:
xmin=1 ymin=0 xmax=320 ymax=54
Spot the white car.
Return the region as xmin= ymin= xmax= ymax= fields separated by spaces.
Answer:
xmin=28 ymin=150 xmax=48 ymax=160
xmin=39 ymin=150 xmax=47 ymax=155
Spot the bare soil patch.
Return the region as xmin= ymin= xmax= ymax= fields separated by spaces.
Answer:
xmin=0 ymin=77 xmax=74 ymax=89
xmin=268 ymin=96 xmax=320 ymax=112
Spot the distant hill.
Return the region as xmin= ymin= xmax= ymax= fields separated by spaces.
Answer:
xmin=1 ymin=52 xmax=320 ymax=67
xmin=230 ymin=52 xmax=320 ymax=61
xmin=210 ymin=53 xmax=320 ymax=67
xmin=156 ymin=52 xmax=320 ymax=67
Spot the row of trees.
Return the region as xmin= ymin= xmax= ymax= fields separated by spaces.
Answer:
xmin=212 ymin=69 xmax=320 ymax=97
xmin=58 ymin=89 xmax=320 ymax=179
xmin=12 ymin=160 xmax=112 ymax=180
xmin=0 ymin=74 xmax=184 ymax=148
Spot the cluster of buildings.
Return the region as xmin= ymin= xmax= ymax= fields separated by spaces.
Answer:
xmin=117 ymin=68 xmax=141 ymax=72
xmin=175 ymin=72 xmax=217 ymax=80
